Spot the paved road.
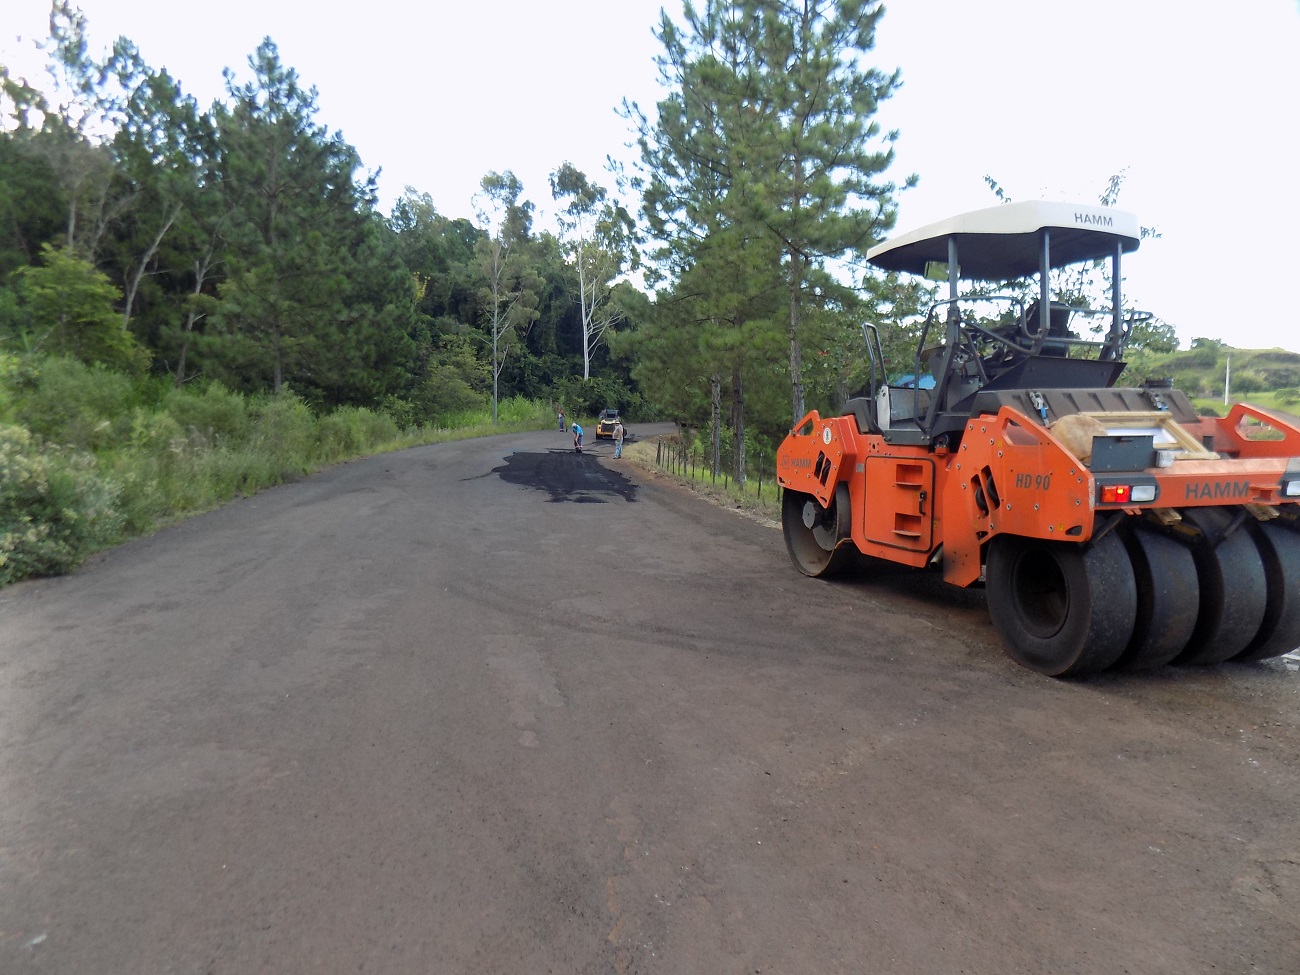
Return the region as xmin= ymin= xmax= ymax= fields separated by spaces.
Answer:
xmin=3 ymin=427 xmax=1299 ymax=974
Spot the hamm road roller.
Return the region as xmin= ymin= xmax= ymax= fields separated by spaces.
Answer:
xmin=776 ymin=201 xmax=1300 ymax=676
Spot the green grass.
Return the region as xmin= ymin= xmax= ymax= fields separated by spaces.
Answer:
xmin=624 ymin=437 xmax=782 ymax=525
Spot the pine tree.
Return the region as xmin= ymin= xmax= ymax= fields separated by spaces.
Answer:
xmin=629 ymin=0 xmax=913 ymax=430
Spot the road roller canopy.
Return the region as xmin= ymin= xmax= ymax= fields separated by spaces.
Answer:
xmin=865 ymin=201 xmax=1141 ymax=282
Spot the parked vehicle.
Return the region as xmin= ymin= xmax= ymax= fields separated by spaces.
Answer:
xmin=596 ymin=409 xmax=621 ymax=439
xmin=777 ymin=201 xmax=1300 ymax=676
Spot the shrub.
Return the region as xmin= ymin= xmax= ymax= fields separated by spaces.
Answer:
xmin=495 ymin=396 xmax=551 ymax=428
xmin=0 ymin=352 xmax=18 ymax=422
xmin=0 ymin=424 xmax=123 ymax=584
xmin=418 ymin=366 xmax=487 ymax=423
xmin=250 ymin=391 xmax=318 ymax=477
xmin=14 ymin=245 xmax=150 ymax=375
xmin=318 ymin=406 xmax=399 ymax=461
xmin=164 ymin=382 xmax=251 ymax=446
xmin=9 ymin=355 xmax=141 ymax=450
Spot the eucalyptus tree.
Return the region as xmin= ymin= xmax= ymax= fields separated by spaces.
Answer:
xmin=26 ymin=1 xmax=149 ymax=265
xmin=548 ymin=162 xmax=637 ymax=380
xmin=472 ymin=170 xmax=540 ymax=423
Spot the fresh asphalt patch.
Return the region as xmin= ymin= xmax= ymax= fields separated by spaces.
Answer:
xmin=493 ymin=449 xmax=638 ymax=503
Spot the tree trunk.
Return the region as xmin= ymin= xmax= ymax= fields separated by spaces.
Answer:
xmin=174 ymin=245 xmax=217 ymax=387
xmin=578 ymin=241 xmax=592 ymax=381
xmin=273 ymin=324 xmax=283 ymax=393
xmin=123 ymin=204 xmax=181 ymax=330
xmin=732 ymin=364 xmax=746 ymax=485
xmin=710 ymin=373 xmax=722 ymax=477
xmin=788 ymin=249 xmax=805 ymax=423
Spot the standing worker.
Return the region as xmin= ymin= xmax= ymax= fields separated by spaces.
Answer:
xmin=613 ymin=420 xmax=624 ymax=459
xmin=557 ymin=408 xmax=566 ymax=432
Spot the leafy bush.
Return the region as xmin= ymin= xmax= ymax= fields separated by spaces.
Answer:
xmin=13 ymin=245 xmax=150 ymax=375
xmin=10 ymin=355 xmax=140 ymax=450
xmin=164 ymin=381 xmax=251 ymax=446
xmin=250 ymin=391 xmax=318 ymax=477
xmin=0 ymin=352 xmax=18 ymax=422
xmin=318 ymin=406 xmax=399 ymax=461
xmin=0 ymin=348 xmax=566 ymax=586
xmin=1231 ymin=371 xmax=1268 ymax=394
xmin=417 ymin=365 xmax=487 ymax=422
xmin=0 ymin=424 xmax=123 ymax=584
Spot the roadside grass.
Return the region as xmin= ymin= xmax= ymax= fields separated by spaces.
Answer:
xmin=622 ymin=436 xmax=781 ymax=527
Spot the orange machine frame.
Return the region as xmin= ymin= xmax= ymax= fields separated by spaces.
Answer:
xmin=778 ymin=405 xmax=1300 ymax=589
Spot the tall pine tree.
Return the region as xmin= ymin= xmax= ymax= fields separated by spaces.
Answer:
xmin=630 ymin=0 xmax=913 ymax=429
xmin=214 ymin=39 xmax=416 ymax=405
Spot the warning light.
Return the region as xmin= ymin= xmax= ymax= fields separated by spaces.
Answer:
xmin=1100 ymin=484 xmax=1131 ymax=504
xmin=1098 ymin=483 xmax=1156 ymax=504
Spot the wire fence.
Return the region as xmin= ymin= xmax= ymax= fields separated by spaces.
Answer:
xmin=652 ymin=435 xmax=783 ymax=508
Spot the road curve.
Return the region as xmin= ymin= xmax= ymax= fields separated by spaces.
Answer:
xmin=2 ymin=426 xmax=1299 ymax=974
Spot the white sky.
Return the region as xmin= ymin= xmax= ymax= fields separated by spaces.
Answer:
xmin=4 ymin=0 xmax=1299 ymax=352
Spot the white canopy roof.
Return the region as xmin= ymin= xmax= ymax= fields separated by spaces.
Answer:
xmin=866 ymin=201 xmax=1141 ymax=281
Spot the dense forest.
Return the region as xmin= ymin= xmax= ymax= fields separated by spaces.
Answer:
xmin=0 ymin=2 xmax=648 ymax=421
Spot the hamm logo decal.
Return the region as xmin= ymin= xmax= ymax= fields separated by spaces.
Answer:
xmin=1184 ymin=480 xmax=1250 ymax=501
xmin=1074 ymin=211 xmax=1114 ymax=227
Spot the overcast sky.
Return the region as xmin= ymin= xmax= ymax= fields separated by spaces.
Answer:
xmin=4 ymin=0 xmax=1299 ymax=352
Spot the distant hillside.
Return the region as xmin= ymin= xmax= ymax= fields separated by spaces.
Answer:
xmin=1128 ymin=342 xmax=1300 ymax=414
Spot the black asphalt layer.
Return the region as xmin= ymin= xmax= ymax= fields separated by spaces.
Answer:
xmin=493 ymin=449 xmax=639 ymax=503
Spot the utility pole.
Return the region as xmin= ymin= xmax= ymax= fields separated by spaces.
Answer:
xmin=1224 ymin=355 xmax=1231 ymax=406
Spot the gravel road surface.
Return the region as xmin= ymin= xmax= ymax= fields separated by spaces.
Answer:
xmin=2 ymin=426 xmax=1298 ymax=974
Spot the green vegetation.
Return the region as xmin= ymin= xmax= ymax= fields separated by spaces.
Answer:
xmin=1121 ymin=342 xmax=1300 ymax=417
xmin=0 ymin=2 xmax=650 ymax=584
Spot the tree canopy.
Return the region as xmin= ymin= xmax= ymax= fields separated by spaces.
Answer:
xmin=1 ymin=0 xmax=952 ymax=458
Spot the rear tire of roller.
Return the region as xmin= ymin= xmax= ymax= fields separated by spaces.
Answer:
xmin=985 ymin=530 xmax=1136 ymax=677
xmin=1115 ymin=525 xmax=1200 ymax=670
xmin=1175 ymin=507 xmax=1268 ymax=666
xmin=1233 ymin=521 xmax=1300 ymax=662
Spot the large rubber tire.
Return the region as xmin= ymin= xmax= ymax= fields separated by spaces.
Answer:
xmin=782 ymin=486 xmax=854 ymax=578
xmin=1175 ymin=507 xmax=1268 ymax=666
xmin=1234 ymin=521 xmax=1300 ymax=662
xmin=1115 ymin=525 xmax=1200 ymax=670
xmin=985 ymin=530 xmax=1137 ymax=677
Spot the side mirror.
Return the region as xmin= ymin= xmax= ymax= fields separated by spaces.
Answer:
xmin=923 ymin=260 xmax=950 ymax=282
